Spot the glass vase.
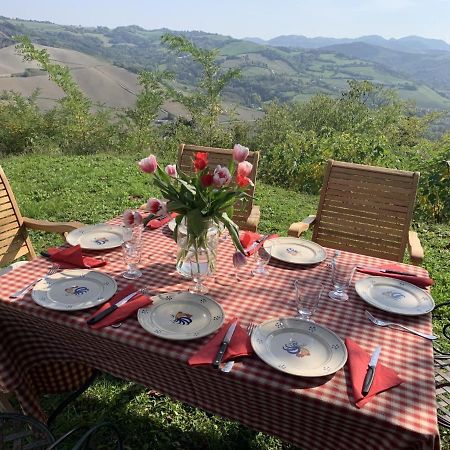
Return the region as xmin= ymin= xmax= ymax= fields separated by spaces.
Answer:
xmin=176 ymin=217 xmax=219 ymax=291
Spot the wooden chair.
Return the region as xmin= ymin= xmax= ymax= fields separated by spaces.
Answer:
xmin=0 ymin=164 xmax=84 ymax=412
xmin=288 ymin=160 xmax=424 ymax=264
xmin=178 ymin=143 xmax=261 ymax=231
xmin=0 ymin=164 xmax=83 ymax=268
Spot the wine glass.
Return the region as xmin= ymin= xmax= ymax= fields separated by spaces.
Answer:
xmin=294 ymin=280 xmax=324 ymax=322
xmin=328 ymin=261 xmax=356 ymax=301
xmin=252 ymin=243 xmax=272 ymax=275
xmin=188 ymin=249 xmax=211 ymax=294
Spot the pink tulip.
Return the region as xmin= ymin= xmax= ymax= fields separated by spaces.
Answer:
xmin=212 ymin=165 xmax=232 ymax=187
xmin=138 ymin=155 xmax=157 ymax=174
xmin=147 ymin=198 xmax=163 ymax=214
xmin=123 ymin=209 xmax=143 ymax=227
xmin=237 ymin=161 xmax=253 ymax=177
xmin=232 ymin=251 xmax=247 ymax=268
xmin=233 ymin=144 xmax=249 ymax=163
xmin=165 ymin=164 xmax=177 ymax=177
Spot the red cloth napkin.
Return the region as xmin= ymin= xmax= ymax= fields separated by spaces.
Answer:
xmin=239 ymin=231 xmax=279 ymax=256
xmin=146 ymin=213 xmax=178 ymax=230
xmin=345 ymin=338 xmax=402 ymax=408
xmin=86 ymin=284 xmax=152 ymax=329
xmin=47 ymin=245 xmax=106 ymax=269
xmin=188 ymin=318 xmax=253 ymax=366
xmin=357 ymin=264 xmax=433 ymax=288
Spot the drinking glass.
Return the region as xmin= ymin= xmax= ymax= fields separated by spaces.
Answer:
xmin=294 ymin=280 xmax=324 ymax=322
xmin=188 ymin=249 xmax=211 ymax=294
xmin=328 ymin=261 xmax=356 ymax=301
xmin=252 ymin=243 xmax=272 ymax=275
xmin=122 ymin=226 xmax=142 ymax=279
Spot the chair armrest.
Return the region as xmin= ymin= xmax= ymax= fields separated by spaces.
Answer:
xmin=245 ymin=205 xmax=260 ymax=232
xmin=288 ymin=215 xmax=316 ymax=237
xmin=23 ymin=217 xmax=84 ymax=234
xmin=408 ymin=231 xmax=424 ymax=265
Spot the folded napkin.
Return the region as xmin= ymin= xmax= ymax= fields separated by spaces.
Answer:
xmin=357 ymin=264 xmax=433 ymax=289
xmin=188 ymin=318 xmax=253 ymax=366
xmin=239 ymin=231 xmax=279 ymax=256
xmin=345 ymin=338 xmax=402 ymax=408
xmin=86 ymin=284 xmax=152 ymax=329
xmin=47 ymin=245 xmax=107 ymax=269
xmin=146 ymin=212 xmax=178 ymax=230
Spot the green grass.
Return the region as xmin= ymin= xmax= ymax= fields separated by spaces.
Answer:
xmin=3 ymin=152 xmax=450 ymax=449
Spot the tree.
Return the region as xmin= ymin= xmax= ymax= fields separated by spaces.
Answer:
xmin=161 ymin=34 xmax=241 ymax=146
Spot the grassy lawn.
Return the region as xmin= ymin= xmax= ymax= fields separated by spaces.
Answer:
xmin=3 ymin=153 xmax=450 ymax=449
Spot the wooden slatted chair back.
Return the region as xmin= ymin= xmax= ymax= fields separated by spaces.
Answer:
xmin=312 ymin=160 xmax=419 ymax=261
xmin=0 ymin=165 xmax=36 ymax=266
xmin=178 ymin=144 xmax=259 ymax=230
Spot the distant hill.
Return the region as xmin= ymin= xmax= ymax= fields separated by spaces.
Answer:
xmin=246 ymin=34 xmax=450 ymax=54
xmin=1 ymin=16 xmax=450 ymax=112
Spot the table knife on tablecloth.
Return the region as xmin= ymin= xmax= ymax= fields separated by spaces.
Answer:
xmin=357 ymin=266 xmax=417 ymax=276
xmin=86 ymin=290 xmax=140 ymax=325
xmin=362 ymin=346 xmax=381 ymax=396
xmin=212 ymin=319 xmax=238 ymax=369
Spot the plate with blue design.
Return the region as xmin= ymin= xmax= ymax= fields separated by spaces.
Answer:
xmin=355 ymin=276 xmax=434 ymax=315
xmin=137 ymin=292 xmax=225 ymax=340
xmin=66 ymin=224 xmax=124 ymax=250
xmin=264 ymin=237 xmax=327 ymax=265
xmin=32 ymin=269 xmax=117 ymax=311
xmin=251 ymin=317 xmax=347 ymax=377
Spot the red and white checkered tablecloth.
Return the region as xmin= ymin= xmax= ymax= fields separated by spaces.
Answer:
xmin=0 ymin=218 xmax=440 ymax=450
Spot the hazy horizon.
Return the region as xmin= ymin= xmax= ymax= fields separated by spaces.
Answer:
xmin=1 ymin=0 xmax=450 ymax=44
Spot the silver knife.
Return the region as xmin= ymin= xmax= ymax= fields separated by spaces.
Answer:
xmin=212 ymin=319 xmax=238 ymax=369
xmin=245 ymin=234 xmax=270 ymax=254
xmin=87 ymin=290 xmax=140 ymax=325
xmin=362 ymin=346 xmax=382 ymax=396
xmin=357 ymin=266 xmax=416 ymax=276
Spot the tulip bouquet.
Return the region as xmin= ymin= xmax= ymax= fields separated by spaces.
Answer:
xmin=138 ymin=145 xmax=254 ymax=270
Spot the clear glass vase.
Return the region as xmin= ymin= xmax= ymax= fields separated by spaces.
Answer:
xmin=176 ymin=217 xmax=219 ymax=293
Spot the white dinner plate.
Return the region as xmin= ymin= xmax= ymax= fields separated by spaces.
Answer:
xmin=355 ymin=276 xmax=434 ymax=316
xmin=66 ymin=224 xmax=124 ymax=250
xmin=137 ymin=291 xmax=225 ymax=340
xmin=32 ymin=269 xmax=117 ymax=311
xmin=251 ymin=317 xmax=347 ymax=377
xmin=264 ymin=237 xmax=327 ymax=265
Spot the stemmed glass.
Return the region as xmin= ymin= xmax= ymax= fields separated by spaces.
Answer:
xmin=122 ymin=226 xmax=143 ymax=280
xmin=328 ymin=261 xmax=356 ymax=302
xmin=294 ymin=280 xmax=324 ymax=322
xmin=252 ymin=243 xmax=272 ymax=275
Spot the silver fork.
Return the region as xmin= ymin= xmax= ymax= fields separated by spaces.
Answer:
xmin=111 ymin=288 xmax=152 ymax=328
xmin=221 ymin=322 xmax=256 ymax=373
xmin=9 ymin=264 xmax=60 ymax=299
xmin=365 ymin=310 xmax=438 ymax=340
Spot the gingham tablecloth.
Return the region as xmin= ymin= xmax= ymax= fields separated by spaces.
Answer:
xmin=0 ymin=219 xmax=439 ymax=450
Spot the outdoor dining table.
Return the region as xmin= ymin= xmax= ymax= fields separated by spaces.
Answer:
xmin=0 ymin=216 xmax=440 ymax=450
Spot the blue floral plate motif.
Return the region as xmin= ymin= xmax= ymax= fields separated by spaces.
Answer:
xmin=250 ymin=317 xmax=348 ymax=377
xmin=137 ymin=291 xmax=225 ymax=340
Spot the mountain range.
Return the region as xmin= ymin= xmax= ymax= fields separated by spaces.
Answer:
xmin=0 ymin=16 xmax=450 ymax=114
xmin=245 ymin=34 xmax=450 ymax=54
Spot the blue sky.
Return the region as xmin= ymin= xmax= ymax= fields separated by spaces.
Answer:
xmin=2 ymin=0 xmax=449 ymax=42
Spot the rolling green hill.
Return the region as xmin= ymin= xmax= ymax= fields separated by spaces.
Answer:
xmin=1 ymin=16 xmax=450 ymax=111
